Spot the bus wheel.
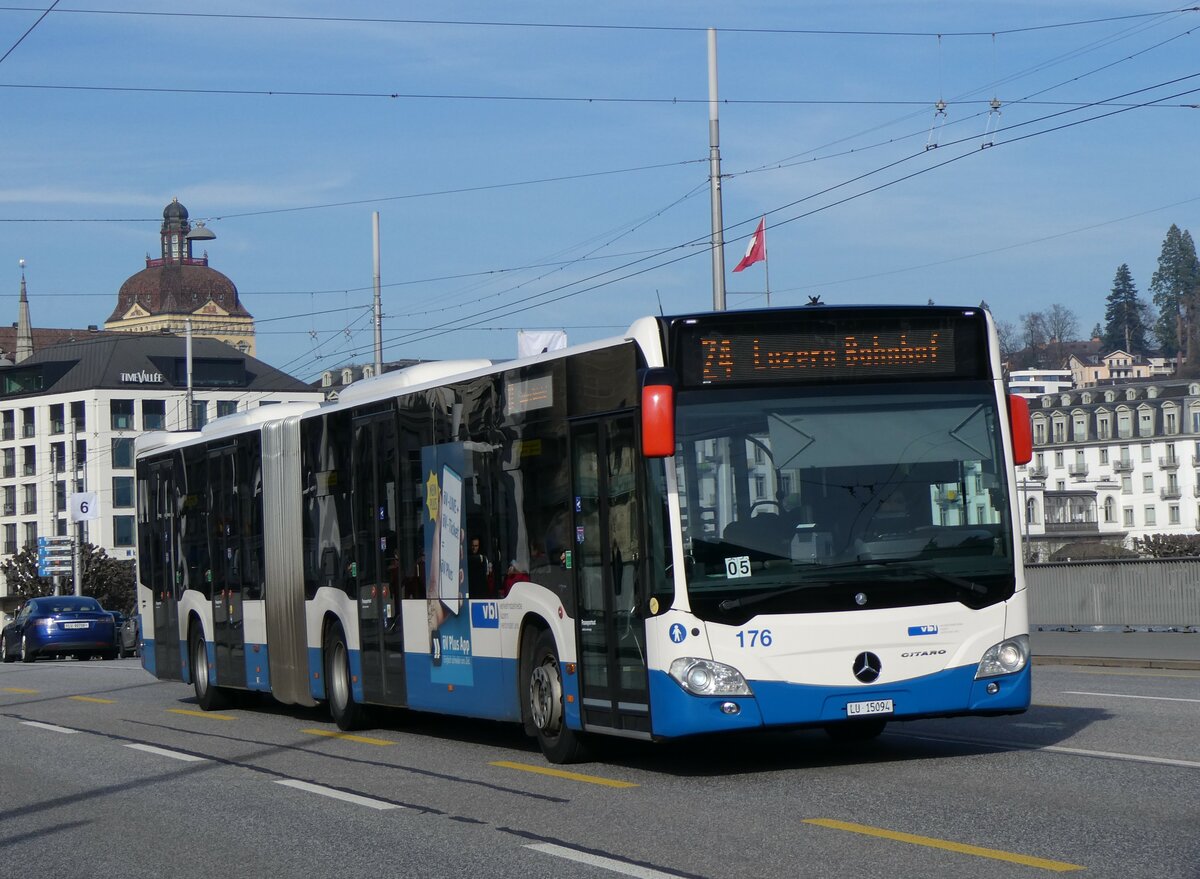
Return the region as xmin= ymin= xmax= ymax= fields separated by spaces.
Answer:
xmin=525 ymin=629 xmax=588 ymax=764
xmin=325 ymin=623 xmax=366 ymax=731
xmin=190 ymin=628 xmax=228 ymax=711
xmin=824 ymin=719 xmax=887 ymax=742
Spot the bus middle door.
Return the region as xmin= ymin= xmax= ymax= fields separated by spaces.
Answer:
xmin=353 ymin=410 xmax=407 ymax=706
xmin=570 ymin=416 xmax=651 ymax=739
xmin=209 ymin=445 xmax=247 ymax=689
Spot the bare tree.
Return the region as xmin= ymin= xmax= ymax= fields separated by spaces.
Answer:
xmin=1020 ymin=311 xmax=1048 ymax=366
xmin=995 ymin=319 xmax=1019 ymax=365
xmin=1044 ymin=304 xmax=1078 ymax=366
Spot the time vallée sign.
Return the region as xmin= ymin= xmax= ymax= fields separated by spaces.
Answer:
xmin=120 ymin=370 xmax=164 ymax=384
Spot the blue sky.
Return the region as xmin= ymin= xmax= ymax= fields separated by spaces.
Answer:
xmin=1 ymin=2 xmax=1197 ymax=380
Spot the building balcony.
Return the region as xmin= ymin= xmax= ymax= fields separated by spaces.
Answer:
xmin=1158 ymin=456 xmax=1180 ymax=470
xmin=1027 ymin=466 xmax=1048 ymax=480
xmin=0 ymin=427 xmax=12 ymax=442
xmin=1044 ymin=520 xmax=1100 ymax=534
xmin=1113 ymin=459 xmax=1134 ymax=472
xmin=1 ymin=504 xmax=13 ymax=516
xmin=1068 ymin=464 xmax=1089 ymax=478
xmin=21 ymin=425 xmax=34 ymax=439
xmin=1161 ymin=487 xmax=1182 ymax=500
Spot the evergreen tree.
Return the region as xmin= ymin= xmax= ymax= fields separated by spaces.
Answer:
xmin=1149 ymin=225 xmax=1200 ymax=358
xmin=1102 ymin=264 xmax=1148 ymax=353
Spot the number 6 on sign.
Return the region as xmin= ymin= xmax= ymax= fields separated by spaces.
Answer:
xmin=725 ymin=555 xmax=751 ymax=579
xmin=69 ymin=491 xmax=100 ymax=522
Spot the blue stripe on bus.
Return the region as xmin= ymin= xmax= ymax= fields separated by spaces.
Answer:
xmin=648 ymin=663 xmax=1031 ymax=739
xmin=141 ymin=638 xmax=155 ymax=675
xmin=244 ymin=644 xmax=271 ymax=691
xmin=404 ymin=654 xmax=520 ymax=722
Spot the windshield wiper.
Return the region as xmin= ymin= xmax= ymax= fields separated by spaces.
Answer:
xmin=715 ymin=558 xmax=987 ymax=613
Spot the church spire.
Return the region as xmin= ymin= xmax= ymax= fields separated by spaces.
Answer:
xmin=15 ymin=259 xmax=32 ymax=363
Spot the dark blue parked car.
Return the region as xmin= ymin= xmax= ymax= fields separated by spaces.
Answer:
xmin=1 ymin=596 xmax=118 ymax=662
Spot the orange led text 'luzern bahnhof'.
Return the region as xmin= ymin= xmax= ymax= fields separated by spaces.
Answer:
xmin=701 ymin=332 xmax=940 ymax=382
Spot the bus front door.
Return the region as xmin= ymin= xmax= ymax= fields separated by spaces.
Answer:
xmin=353 ymin=410 xmax=407 ymax=706
xmin=571 ymin=417 xmax=651 ymax=739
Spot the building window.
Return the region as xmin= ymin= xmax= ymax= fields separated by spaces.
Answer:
xmin=110 ymin=399 xmax=134 ymax=430
xmin=1139 ymin=410 xmax=1153 ymax=436
xmin=1169 ymin=505 xmax=1181 ymax=525
xmin=1026 ymin=498 xmax=1039 ymax=524
xmin=111 ymin=437 xmax=134 ymax=469
xmin=216 ymin=400 xmax=237 ymax=418
xmin=21 ymin=446 xmax=34 ymax=477
xmin=1166 ymin=411 xmax=1178 ymax=434
xmin=1143 ymin=474 xmax=1154 ymax=493
xmin=112 ymin=476 xmax=134 ymax=508
xmin=113 ymin=515 xmax=135 ymax=547
xmin=75 ymin=439 xmax=86 ymax=466
xmin=1103 ymin=496 xmax=1116 ymax=523
xmin=1145 ymin=506 xmax=1156 ymax=527
xmin=191 ymin=400 xmax=208 ymax=429
xmin=1122 ymin=476 xmax=1133 ymax=494
xmin=22 ymin=484 xmax=36 ymax=515
xmin=71 ymin=400 xmax=85 ymax=430
xmin=50 ymin=442 xmax=66 ymax=473
xmin=143 ymin=399 xmax=165 ymax=431
xmin=55 ymin=481 xmax=65 ymax=513
xmin=1 ymin=410 xmax=12 ymax=441
xmin=1141 ymin=444 xmax=1152 ymax=462
xmin=2 ymin=485 xmax=14 ymax=516
xmin=21 ymin=407 xmax=34 ymax=438
xmin=1099 ymin=449 xmax=1109 ymax=464
xmin=49 ymin=403 xmax=65 ymax=434
xmin=1123 ymin=507 xmax=1135 ymax=526
xmin=3 ymin=523 xmax=15 ymax=555
xmin=2 ymin=448 xmax=14 ymax=479
xmin=1054 ymin=451 xmax=1064 ymax=467
xmin=22 ymin=521 xmax=37 ymax=550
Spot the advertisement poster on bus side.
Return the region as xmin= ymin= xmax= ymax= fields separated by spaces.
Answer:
xmin=422 ymin=442 xmax=474 ymax=687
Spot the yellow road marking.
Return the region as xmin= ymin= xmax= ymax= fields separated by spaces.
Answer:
xmin=302 ymin=728 xmax=395 ymax=747
xmin=490 ymin=760 xmax=639 ymax=788
xmin=70 ymin=695 xmax=116 ymax=704
xmin=2 ymin=687 xmax=38 ymax=694
xmin=168 ymin=708 xmax=235 ymax=721
xmin=804 ymin=819 xmax=1084 ymax=873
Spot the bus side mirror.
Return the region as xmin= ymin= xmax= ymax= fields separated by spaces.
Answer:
xmin=1007 ymin=394 xmax=1033 ymax=465
xmin=641 ymin=368 xmax=676 ymax=458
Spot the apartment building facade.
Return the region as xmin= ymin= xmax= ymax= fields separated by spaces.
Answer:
xmin=1015 ymin=378 xmax=1200 ymax=560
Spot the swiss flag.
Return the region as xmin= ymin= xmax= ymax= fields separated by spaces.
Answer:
xmin=732 ymin=217 xmax=766 ymax=272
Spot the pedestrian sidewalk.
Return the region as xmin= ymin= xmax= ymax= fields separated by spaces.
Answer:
xmin=1031 ymin=628 xmax=1200 ymax=670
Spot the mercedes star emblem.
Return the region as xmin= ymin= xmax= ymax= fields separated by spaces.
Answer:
xmin=853 ymin=651 xmax=882 ymax=683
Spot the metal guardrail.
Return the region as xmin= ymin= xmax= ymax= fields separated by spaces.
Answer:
xmin=1026 ymin=558 xmax=1200 ymax=626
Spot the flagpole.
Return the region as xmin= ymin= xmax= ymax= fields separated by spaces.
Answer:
xmin=708 ymin=28 xmax=727 ymax=312
xmin=765 ymin=249 xmax=771 ymax=308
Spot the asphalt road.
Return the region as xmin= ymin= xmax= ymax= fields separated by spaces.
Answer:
xmin=2 ymin=658 xmax=1197 ymax=879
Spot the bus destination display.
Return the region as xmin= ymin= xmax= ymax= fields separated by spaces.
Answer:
xmin=678 ymin=320 xmax=980 ymax=386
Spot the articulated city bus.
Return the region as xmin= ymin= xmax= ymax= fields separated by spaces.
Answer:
xmin=135 ymin=305 xmax=1033 ymax=762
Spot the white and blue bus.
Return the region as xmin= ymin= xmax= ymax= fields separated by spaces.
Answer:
xmin=135 ymin=304 xmax=1034 ymax=763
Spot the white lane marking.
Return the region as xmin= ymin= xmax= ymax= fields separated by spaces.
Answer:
xmin=21 ymin=721 xmax=79 ymax=734
xmin=893 ymin=731 xmax=1200 ymax=770
xmin=275 ymin=779 xmax=400 ymax=811
xmin=124 ymin=743 xmax=207 ymax=762
xmin=1062 ymin=690 xmax=1200 ymax=704
xmin=1041 ymin=745 xmax=1200 ymax=770
xmin=527 ymin=843 xmax=686 ymax=879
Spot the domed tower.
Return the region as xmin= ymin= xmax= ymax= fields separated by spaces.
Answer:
xmin=104 ymin=198 xmax=256 ymax=355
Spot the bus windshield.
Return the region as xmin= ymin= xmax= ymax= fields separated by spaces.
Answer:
xmin=673 ymin=383 xmax=1016 ymax=622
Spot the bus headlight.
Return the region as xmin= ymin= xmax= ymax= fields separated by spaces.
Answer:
xmin=975 ymin=634 xmax=1029 ymax=679
xmin=669 ymin=658 xmax=753 ymax=696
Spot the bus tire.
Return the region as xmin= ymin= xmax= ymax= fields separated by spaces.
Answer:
xmin=190 ymin=628 xmax=229 ymax=711
xmin=325 ymin=622 xmax=366 ymax=731
xmin=824 ymin=719 xmax=887 ymax=741
xmin=525 ymin=629 xmax=588 ymax=764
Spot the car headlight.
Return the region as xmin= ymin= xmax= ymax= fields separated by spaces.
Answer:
xmin=975 ymin=634 xmax=1029 ymax=679
xmin=669 ymin=657 xmax=753 ymax=696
